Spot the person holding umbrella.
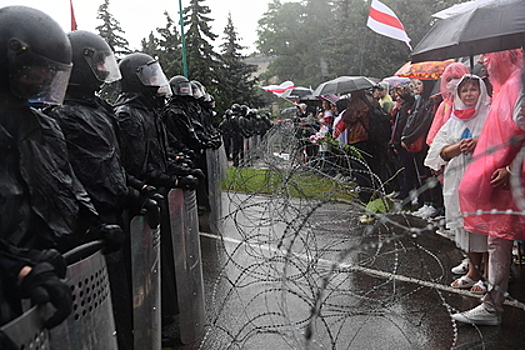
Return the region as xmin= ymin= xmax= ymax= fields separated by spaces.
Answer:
xmin=453 ymin=49 xmax=524 ymax=326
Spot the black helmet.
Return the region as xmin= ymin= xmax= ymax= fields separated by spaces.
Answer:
xmin=68 ymin=30 xmax=121 ymax=92
xmin=119 ymin=52 xmax=171 ymax=96
xmin=169 ymin=75 xmax=192 ymax=96
xmin=192 ymin=80 xmax=212 ymax=102
xmin=190 ymin=81 xmax=204 ymax=100
xmin=240 ymin=105 xmax=249 ymax=116
xmin=0 ymin=6 xmax=72 ymax=104
xmin=231 ymin=103 xmax=241 ymax=113
xmin=225 ymin=109 xmax=232 ymax=117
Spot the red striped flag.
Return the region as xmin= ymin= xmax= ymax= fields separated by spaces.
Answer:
xmin=261 ymin=81 xmax=295 ymax=97
xmin=70 ymin=0 xmax=78 ymax=31
xmin=366 ymin=0 xmax=411 ymax=50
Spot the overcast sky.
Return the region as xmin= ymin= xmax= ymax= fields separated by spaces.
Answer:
xmin=3 ymin=0 xmax=285 ymax=54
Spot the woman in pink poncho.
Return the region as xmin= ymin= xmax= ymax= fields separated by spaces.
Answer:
xmin=453 ymin=49 xmax=524 ymax=326
xmin=426 ymin=62 xmax=471 ymax=146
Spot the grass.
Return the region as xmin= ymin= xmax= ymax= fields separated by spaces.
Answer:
xmin=221 ymin=167 xmax=358 ymax=203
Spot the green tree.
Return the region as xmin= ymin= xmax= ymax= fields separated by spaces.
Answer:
xmin=256 ymin=0 xmax=335 ymax=88
xmin=217 ymin=13 xmax=263 ymax=113
xmin=155 ymin=11 xmax=183 ymax=79
xmin=257 ymin=0 xmax=467 ymax=88
xmin=96 ymin=0 xmax=130 ymax=57
xmin=140 ymin=12 xmax=182 ymax=79
xmin=96 ymin=0 xmax=130 ymax=103
xmin=183 ymin=0 xmax=220 ymax=89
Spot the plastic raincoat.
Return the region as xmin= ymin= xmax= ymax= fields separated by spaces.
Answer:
xmin=426 ymin=63 xmax=470 ymax=145
xmin=425 ymin=75 xmax=490 ymax=231
xmin=458 ymin=50 xmax=525 ymax=240
xmin=0 ymin=94 xmax=97 ymax=249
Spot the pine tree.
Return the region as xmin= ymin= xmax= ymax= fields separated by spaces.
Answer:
xmin=96 ymin=0 xmax=130 ymax=58
xmin=183 ymin=0 xmax=220 ymax=89
xmin=156 ymin=11 xmax=183 ymax=79
xmin=96 ymin=0 xmax=130 ymax=102
xmin=217 ymin=13 xmax=262 ymax=112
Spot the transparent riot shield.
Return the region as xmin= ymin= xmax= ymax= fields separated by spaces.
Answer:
xmin=130 ymin=215 xmax=161 ymax=350
xmin=50 ymin=241 xmax=118 ymax=350
xmin=205 ymin=147 xmax=223 ymax=234
xmin=168 ymin=189 xmax=205 ymax=344
xmin=1 ymin=305 xmax=49 ymax=349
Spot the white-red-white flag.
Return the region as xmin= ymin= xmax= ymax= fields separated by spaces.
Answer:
xmin=261 ymin=81 xmax=295 ymax=97
xmin=366 ymin=0 xmax=412 ymax=50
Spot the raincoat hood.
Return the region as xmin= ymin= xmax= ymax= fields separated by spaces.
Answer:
xmin=451 ymin=74 xmax=490 ymax=121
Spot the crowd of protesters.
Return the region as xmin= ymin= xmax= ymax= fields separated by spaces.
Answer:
xmin=288 ymin=49 xmax=525 ymax=326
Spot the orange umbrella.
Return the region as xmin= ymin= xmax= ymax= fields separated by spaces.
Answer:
xmin=394 ymin=60 xmax=455 ymax=80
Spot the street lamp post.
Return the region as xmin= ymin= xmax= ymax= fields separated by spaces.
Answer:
xmin=179 ymin=0 xmax=189 ymax=78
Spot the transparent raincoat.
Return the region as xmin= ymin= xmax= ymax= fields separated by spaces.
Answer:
xmin=425 ymin=75 xmax=490 ymax=230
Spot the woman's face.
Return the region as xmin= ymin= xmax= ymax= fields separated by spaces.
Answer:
xmin=458 ymin=81 xmax=480 ymax=107
xmin=411 ymin=79 xmax=423 ymax=95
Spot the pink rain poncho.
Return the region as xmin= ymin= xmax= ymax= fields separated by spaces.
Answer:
xmin=458 ymin=49 xmax=525 ymax=240
xmin=426 ymin=62 xmax=471 ymax=145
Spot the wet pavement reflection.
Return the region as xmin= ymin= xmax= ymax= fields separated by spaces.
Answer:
xmin=167 ymin=192 xmax=525 ymax=350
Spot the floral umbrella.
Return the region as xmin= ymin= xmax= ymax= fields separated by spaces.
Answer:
xmin=394 ymin=60 xmax=455 ymax=80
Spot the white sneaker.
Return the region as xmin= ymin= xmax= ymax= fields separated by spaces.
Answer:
xmin=451 ymin=258 xmax=469 ymax=275
xmin=452 ymin=304 xmax=501 ymax=326
xmin=420 ymin=205 xmax=437 ymax=219
xmin=412 ymin=205 xmax=429 ymax=217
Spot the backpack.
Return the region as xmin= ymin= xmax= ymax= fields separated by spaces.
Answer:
xmin=359 ymin=95 xmax=392 ymax=148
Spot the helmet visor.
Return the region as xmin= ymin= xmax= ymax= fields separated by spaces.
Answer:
xmin=9 ymin=50 xmax=72 ymax=105
xmin=84 ymin=47 xmax=121 ymax=83
xmin=136 ymin=60 xmax=171 ymax=97
xmin=176 ymin=81 xmax=193 ymax=96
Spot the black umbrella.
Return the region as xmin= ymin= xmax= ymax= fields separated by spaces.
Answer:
xmin=411 ymin=0 xmax=525 ymax=63
xmin=313 ymin=76 xmax=375 ymax=96
xmin=281 ymin=86 xmax=314 ymax=99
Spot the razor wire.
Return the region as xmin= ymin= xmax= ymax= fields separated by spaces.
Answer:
xmin=198 ymin=124 xmax=525 ymax=350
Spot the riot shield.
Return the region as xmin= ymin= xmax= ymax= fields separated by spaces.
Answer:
xmin=168 ymin=189 xmax=205 ymax=344
xmin=1 ymin=305 xmax=49 ymax=349
xmin=205 ymin=147 xmax=223 ymax=234
xmin=218 ymin=143 xmax=228 ymax=182
xmin=130 ymin=215 xmax=161 ymax=350
xmin=50 ymin=241 xmax=118 ymax=350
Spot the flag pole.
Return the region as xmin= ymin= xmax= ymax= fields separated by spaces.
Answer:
xmin=178 ymin=0 xmax=189 ymax=78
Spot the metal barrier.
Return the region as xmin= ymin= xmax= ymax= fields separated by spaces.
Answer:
xmin=130 ymin=215 xmax=161 ymax=350
xmin=50 ymin=241 xmax=118 ymax=350
xmin=205 ymin=147 xmax=223 ymax=234
xmin=168 ymin=189 xmax=205 ymax=344
xmin=0 ymin=305 xmax=50 ymax=349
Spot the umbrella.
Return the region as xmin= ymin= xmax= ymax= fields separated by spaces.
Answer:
xmin=280 ymin=106 xmax=298 ymax=117
xmin=381 ymin=76 xmax=412 ymax=89
xmin=281 ymin=86 xmax=314 ymax=99
xmin=394 ymin=60 xmax=455 ymax=80
xmin=313 ymin=76 xmax=375 ymax=96
xmin=410 ymin=0 xmax=525 ymax=63
xmin=316 ymin=94 xmax=340 ymax=104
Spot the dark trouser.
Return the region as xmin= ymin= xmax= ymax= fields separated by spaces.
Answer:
xmin=351 ymin=140 xmax=381 ymax=203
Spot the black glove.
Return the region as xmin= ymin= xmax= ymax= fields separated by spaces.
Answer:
xmin=0 ymin=330 xmax=18 ymax=350
xmin=89 ymin=224 xmax=125 ymax=254
xmin=183 ymin=149 xmax=196 ymax=161
xmin=27 ymin=248 xmax=67 ymax=279
xmin=191 ymin=168 xmax=206 ymax=182
xmin=140 ymin=185 xmax=164 ymax=202
xmin=141 ymin=198 xmax=160 ymax=229
xmin=19 ymin=262 xmax=72 ymax=329
xmin=175 ymin=175 xmax=198 ymax=190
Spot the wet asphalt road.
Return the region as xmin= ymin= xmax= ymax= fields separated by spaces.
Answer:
xmin=165 ymin=193 xmax=525 ymax=350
